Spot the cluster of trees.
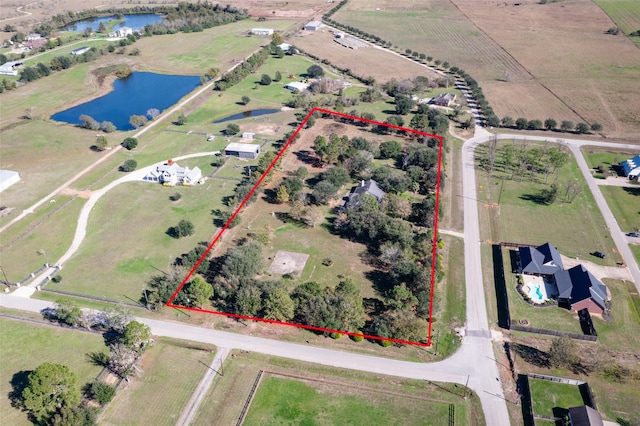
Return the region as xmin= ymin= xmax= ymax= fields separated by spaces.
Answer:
xmin=80 ymin=114 xmax=116 ymax=133
xmin=215 ymin=45 xmax=270 ymax=90
xmin=491 ymin=116 xmax=602 ymax=134
xmin=142 ymin=3 xmax=247 ymax=35
xmin=22 ymin=301 xmax=153 ymax=424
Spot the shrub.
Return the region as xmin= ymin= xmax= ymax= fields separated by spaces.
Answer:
xmin=121 ymin=137 xmax=138 ymax=150
xmin=169 ymin=193 xmax=182 ymax=201
xmin=381 ymin=339 xmax=393 ymax=347
xmin=119 ymin=159 xmax=137 ymax=172
xmin=350 ymin=333 xmax=364 ymax=342
xmin=91 ymin=382 xmax=116 ymax=405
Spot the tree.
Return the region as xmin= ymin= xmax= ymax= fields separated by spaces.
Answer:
xmin=590 ymin=122 xmax=602 ymax=132
xmin=175 ymin=113 xmax=187 ymax=125
xmin=501 ymin=116 xmax=514 ymax=127
xmin=22 ymin=363 xmax=80 ymax=423
xmin=172 ymin=219 xmax=194 ymax=238
xmin=515 ymin=117 xmax=528 ymax=130
xmin=100 ymin=121 xmax=116 ymax=133
xmin=129 ymin=114 xmax=147 ymax=129
xmin=271 ymin=32 xmax=284 ymax=46
xmin=93 ymin=136 xmax=108 ymax=152
xmin=146 ymin=108 xmax=160 ymax=120
xmin=122 ymin=137 xmax=138 ymax=150
xmin=90 ymin=382 xmax=115 ymax=405
xmin=539 ymin=183 xmax=558 ymax=205
xmin=226 ymin=123 xmax=240 ymax=135
xmin=306 ymin=64 xmax=324 ymax=78
xmin=575 ymin=122 xmax=590 ymax=134
xmin=548 ymin=335 xmax=579 ymax=368
xmin=527 ymin=119 xmax=543 ymax=130
xmin=295 ymin=166 xmax=308 ymax=180
xmin=274 ymin=70 xmax=282 ymax=82
xmin=263 ymin=287 xmax=295 ymax=321
xmin=544 ymin=118 xmax=557 ymax=130
xmin=80 ymin=114 xmax=100 ymax=130
xmin=187 ymin=277 xmax=213 ymax=308
xmin=276 ymin=185 xmax=289 ymax=203
xmin=387 ymin=284 xmax=418 ymax=311
xmin=122 ymin=320 xmax=152 ymax=353
xmin=394 ymin=95 xmax=414 ymax=115
xmin=119 ymin=159 xmax=137 ymax=172
xmin=221 ymin=241 xmax=263 ymax=279
xmin=312 ymin=180 xmax=338 ymax=205
xmin=234 ymin=282 xmax=262 ymax=316
xmin=379 ymin=140 xmax=402 ymax=159
xmin=53 ymin=298 xmax=81 ymax=326
xmin=560 ymin=120 xmax=574 ymax=132
xmin=260 ymin=73 xmax=272 ymax=85
xmin=241 ymin=95 xmax=250 ymax=105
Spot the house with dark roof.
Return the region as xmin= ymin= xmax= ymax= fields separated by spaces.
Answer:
xmin=431 ymin=92 xmax=456 ymax=107
xmin=518 ymin=242 xmax=609 ymax=315
xmin=519 ymin=243 xmax=564 ymax=275
xmin=344 ymin=179 xmax=385 ymax=209
xmin=568 ymin=405 xmax=603 ymax=426
xmin=620 ymin=154 xmax=640 ymax=180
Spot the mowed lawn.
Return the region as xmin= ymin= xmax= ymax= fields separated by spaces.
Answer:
xmin=101 ymin=337 xmax=215 ymax=426
xmin=244 ymin=376 xmax=454 ymax=426
xmin=529 ymin=379 xmax=585 ymax=417
xmin=48 ymin=178 xmax=235 ymax=302
xmin=599 ymin=186 xmax=640 ymax=233
xmin=0 ymin=318 xmax=105 ymax=426
xmin=475 ymin=141 xmax=619 ymax=265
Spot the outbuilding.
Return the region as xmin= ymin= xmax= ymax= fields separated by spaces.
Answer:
xmin=250 ymin=28 xmax=274 ymax=36
xmin=0 ymin=170 xmax=20 ymax=192
xmin=71 ymin=46 xmax=90 ymax=56
xmin=304 ymin=21 xmax=322 ymax=31
xmin=225 ymin=143 xmax=261 ymax=159
xmin=620 ymin=154 xmax=640 ymax=180
xmin=284 ymin=81 xmax=309 ymax=92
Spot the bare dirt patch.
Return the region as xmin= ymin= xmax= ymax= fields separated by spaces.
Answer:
xmin=268 ymin=250 xmax=310 ymax=276
xmin=61 ymin=187 xmax=92 ymax=198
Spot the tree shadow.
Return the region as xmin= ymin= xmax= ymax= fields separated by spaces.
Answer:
xmin=363 ymin=297 xmax=385 ymax=316
xmin=293 ymin=150 xmax=318 ymax=167
xmin=365 ymin=269 xmax=394 ymax=295
xmin=519 ymin=193 xmax=549 ymax=205
xmin=166 ymin=227 xmax=179 ymax=239
xmin=102 ymin=329 xmax=122 ymax=347
xmin=552 ymin=407 xmax=569 ymax=425
xmin=87 ymin=351 xmax=109 ymax=367
xmin=622 ymin=186 xmax=640 ymax=197
xmin=510 ymin=342 xmax=550 ymax=368
xmin=260 ymin=188 xmax=279 ymax=204
xmin=8 ymin=370 xmax=30 ymax=411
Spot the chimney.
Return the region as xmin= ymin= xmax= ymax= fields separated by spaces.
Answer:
xmin=167 ymin=158 xmax=173 ymax=165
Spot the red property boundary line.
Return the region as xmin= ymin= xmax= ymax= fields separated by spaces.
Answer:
xmin=166 ymin=107 xmax=443 ymax=347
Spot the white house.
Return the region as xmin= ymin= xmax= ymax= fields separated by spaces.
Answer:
xmin=142 ymin=159 xmax=202 ymax=186
xmin=277 ymin=43 xmax=292 ymax=52
xmin=304 ymin=21 xmax=322 ymax=31
xmin=225 ymin=143 xmax=261 ymax=159
xmin=284 ymin=81 xmax=309 ymax=92
xmin=250 ymin=28 xmax=274 ymax=36
xmin=0 ymin=170 xmax=20 ymax=192
xmin=109 ymin=27 xmax=133 ymax=38
xmin=26 ymin=33 xmax=42 ymax=41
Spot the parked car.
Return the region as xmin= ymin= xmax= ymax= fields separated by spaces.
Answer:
xmin=592 ymin=251 xmax=606 ymax=259
xmin=627 ymin=232 xmax=640 ymax=238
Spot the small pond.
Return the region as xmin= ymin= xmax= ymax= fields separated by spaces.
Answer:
xmin=51 ymin=72 xmax=201 ymax=131
xmin=213 ymin=109 xmax=281 ymax=123
xmin=63 ymin=13 xmax=163 ymax=32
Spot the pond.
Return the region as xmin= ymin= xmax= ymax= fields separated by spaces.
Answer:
xmin=51 ymin=72 xmax=201 ymax=131
xmin=213 ymin=109 xmax=281 ymax=123
xmin=63 ymin=13 xmax=163 ymax=32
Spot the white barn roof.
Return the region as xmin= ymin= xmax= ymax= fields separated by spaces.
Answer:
xmin=0 ymin=170 xmax=20 ymax=192
xmin=225 ymin=143 xmax=260 ymax=153
xmin=285 ymin=81 xmax=309 ymax=92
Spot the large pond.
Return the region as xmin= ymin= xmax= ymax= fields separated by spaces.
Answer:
xmin=213 ymin=109 xmax=281 ymax=123
xmin=51 ymin=72 xmax=201 ymax=131
xmin=63 ymin=13 xmax=163 ymax=32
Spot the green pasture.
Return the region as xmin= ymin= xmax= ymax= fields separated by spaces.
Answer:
xmin=581 ymin=146 xmax=636 ymax=170
xmin=0 ymin=318 xmax=105 ymax=426
xmin=593 ymin=0 xmax=640 ymax=47
xmin=47 ymin=178 xmax=235 ymax=302
xmin=529 ymin=379 xmax=585 ymax=417
xmin=599 ymin=186 xmax=640 ymax=233
xmin=595 ymin=279 xmax=640 ymax=353
xmin=631 ymin=244 xmax=640 ymax=266
xmin=101 ymin=337 xmax=215 ymax=426
xmin=475 ymin=141 xmax=619 ymax=265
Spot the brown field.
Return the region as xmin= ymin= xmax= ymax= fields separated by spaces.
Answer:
xmin=290 ymin=28 xmax=441 ymax=83
xmin=333 ymin=0 xmax=640 ymax=141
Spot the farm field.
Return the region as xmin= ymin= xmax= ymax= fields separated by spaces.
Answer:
xmin=47 ymin=177 xmax=236 ymax=302
xmin=0 ymin=317 xmax=105 ymax=426
xmin=192 ymin=351 xmax=482 ymax=426
xmin=593 ymin=0 xmax=640 ymax=47
xmin=101 ymin=337 xmax=215 ymax=426
xmin=333 ymin=0 xmax=640 ymax=140
xmin=475 ymin=141 xmax=620 ymax=265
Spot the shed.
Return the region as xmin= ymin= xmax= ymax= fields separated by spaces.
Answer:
xmin=0 ymin=170 xmax=21 ymax=192
xmin=284 ymin=81 xmax=309 ymax=92
xmin=250 ymin=28 xmax=274 ymax=36
xmin=304 ymin=21 xmax=322 ymax=31
xmin=242 ymin=132 xmax=255 ymax=140
xmin=71 ymin=46 xmax=90 ymax=56
xmin=277 ymin=43 xmax=292 ymax=52
xmin=225 ymin=143 xmax=261 ymax=159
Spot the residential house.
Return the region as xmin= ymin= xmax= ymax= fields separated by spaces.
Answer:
xmin=567 ymin=406 xmax=603 ymax=426
xmin=431 ymin=92 xmax=456 ymax=107
xmin=26 ymin=33 xmax=43 ymax=41
xmin=109 ymin=27 xmax=133 ymax=38
xmin=620 ymin=154 xmax=640 ymax=181
xmin=224 ymin=143 xmax=261 ymax=159
xmin=343 ymin=179 xmax=386 ymax=209
xmin=304 ymin=21 xmax=322 ymax=31
xmin=142 ymin=159 xmax=202 ymax=186
xmin=250 ymin=28 xmax=273 ymax=36
xmin=517 ymin=242 xmax=609 ymax=315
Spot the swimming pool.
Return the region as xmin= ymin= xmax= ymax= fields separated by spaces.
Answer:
xmin=523 ymin=278 xmax=549 ymax=304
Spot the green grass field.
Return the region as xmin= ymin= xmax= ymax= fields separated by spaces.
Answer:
xmin=101 ymin=337 xmax=215 ymax=426
xmin=244 ymin=376 xmax=454 ymax=426
xmin=580 ymin=146 xmax=636 ymax=171
xmin=529 ymin=379 xmax=585 ymax=417
xmin=476 ymin=141 xmax=619 ymax=266
xmin=594 ymin=279 xmax=640 ymax=353
xmin=593 ymin=0 xmax=640 ymax=47
xmin=599 ymin=186 xmax=640 ymax=233
xmin=0 ymin=318 xmax=105 ymax=426
xmin=193 ymin=351 xmax=481 ymax=426
xmin=47 ymin=178 xmax=235 ymax=302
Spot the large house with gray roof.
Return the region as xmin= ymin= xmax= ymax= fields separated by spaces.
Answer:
xmin=343 ymin=179 xmax=386 ymax=209
xmin=142 ymin=159 xmax=202 ymax=186
xmin=517 ymin=243 xmax=609 ymax=314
